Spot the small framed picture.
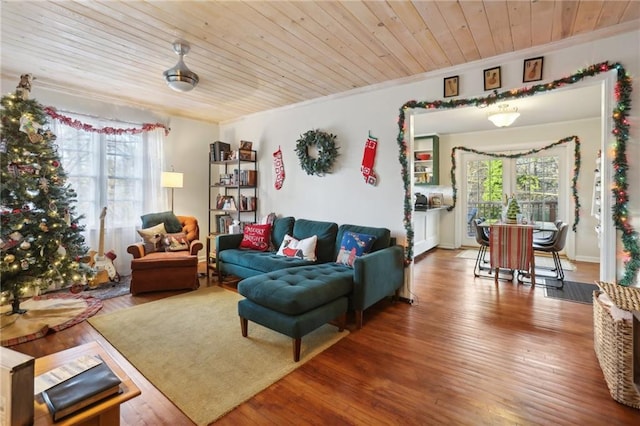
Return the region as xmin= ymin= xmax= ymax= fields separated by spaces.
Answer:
xmin=483 ymin=66 xmax=501 ymax=91
xmin=443 ymin=76 xmax=459 ymax=98
xmin=523 ymin=56 xmax=544 ymax=82
xmin=240 ymin=140 xmax=253 ymax=151
xmin=429 ymin=193 xmax=444 ymax=208
xmin=239 ymin=150 xmax=254 ymax=161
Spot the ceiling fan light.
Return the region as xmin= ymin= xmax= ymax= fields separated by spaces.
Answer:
xmin=163 ymin=41 xmax=199 ymax=92
xmin=487 ymin=104 xmax=520 ymax=127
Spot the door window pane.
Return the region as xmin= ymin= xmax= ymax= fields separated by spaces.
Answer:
xmin=466 ymin=159 xmax=503 ymax=236
xmin=515 ymin=156 xmax=559 ymax=222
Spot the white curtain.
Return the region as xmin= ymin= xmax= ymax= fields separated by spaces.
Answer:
xmin=51 ymin=115 xmax=166 ymax=277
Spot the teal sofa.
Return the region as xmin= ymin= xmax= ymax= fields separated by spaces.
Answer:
xmin=218 ymin=216 xmax=404 ymax=361
xmin=217 ymin=217 xmax=404 ymax=328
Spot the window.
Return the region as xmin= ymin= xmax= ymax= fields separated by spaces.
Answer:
xmin=462 ymin=146 xmax=566 ymax=246
xmin=51 ymin=112 xmax=165 ymax=275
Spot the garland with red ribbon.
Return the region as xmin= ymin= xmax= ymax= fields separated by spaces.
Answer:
xmin=44 ymin=107 xmax=170 ymax=136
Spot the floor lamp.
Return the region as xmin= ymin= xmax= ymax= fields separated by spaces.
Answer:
xmin=161 ymin=170 xmax=183 ymax=212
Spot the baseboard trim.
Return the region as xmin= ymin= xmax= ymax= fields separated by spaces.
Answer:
xmin=396 ymin=296 xmax=413 ymax=304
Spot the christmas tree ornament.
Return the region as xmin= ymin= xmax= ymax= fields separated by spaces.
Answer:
xmin=19 ymin=241 xmax=31 ymax=250
xmin=19 ymin=114 xmax=40 ymax=134
xmin=28 ymin=132 xmax=44 ymax=143
xmin=15 ymin=73 xmax=33 ymax=100
xmin=4 ymin=254 xmax=15 ymax=263
xmin=361 ymin=131 xmax=378 ymax=186
xmin=39 ymin=177 xmax=49 ymax=192
xmin=273 ymin=146 xmax=285 ymax=190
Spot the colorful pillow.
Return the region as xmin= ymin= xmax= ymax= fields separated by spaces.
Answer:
xmin=141 ymin=211 xmax=183 ymax=233
xmin=162 ymin=232 xmax=189 ymax=252
xmin=239 ymin=223 xmax=272 ymax=251
xmin=336 ymin=231 xmax=377 ymax=267
xmin=137 ymin=223 xmax=167 ymax=253
xmin=276 ymin=234 xmax=318 ymax=261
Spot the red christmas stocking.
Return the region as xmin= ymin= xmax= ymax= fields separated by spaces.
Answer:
xmin=361 ymin=133 xmax=378 ymax=185
xmin=273 ymin=146 xmax=285 ymax=190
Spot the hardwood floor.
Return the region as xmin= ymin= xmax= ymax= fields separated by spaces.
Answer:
xmin=10 ymin=250 xmax=639 ymax=425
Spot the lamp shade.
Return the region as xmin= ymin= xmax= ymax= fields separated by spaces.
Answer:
xmin=161 ymin=171 xmax=183 ymax=188
xmin=487 ymin=104 xmax=520 ymax=128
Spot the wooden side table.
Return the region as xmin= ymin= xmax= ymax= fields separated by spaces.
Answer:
xmin=34 ymin=341 xmax=141 ymax=426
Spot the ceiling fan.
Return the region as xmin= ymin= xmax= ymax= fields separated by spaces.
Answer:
xmin=163 ymin=40 xmax=199 ymax=92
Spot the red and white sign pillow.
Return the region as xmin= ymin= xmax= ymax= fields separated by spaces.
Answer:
xmin=239 ymin=224 xmax=272 ymax=251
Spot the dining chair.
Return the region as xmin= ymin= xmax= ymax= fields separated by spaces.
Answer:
xmin=533 ymin=220 xmax=563 ymax=245
xmin=533 ymin=222 xmax=569 ymax=285
xmin=489 ymin=224 xmax=535 ymax=286
xmin=472 ymin=218 xmax=491 ymax=278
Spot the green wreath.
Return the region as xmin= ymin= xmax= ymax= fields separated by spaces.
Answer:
xmin=295 ymin=129 xmax=339 ymax=176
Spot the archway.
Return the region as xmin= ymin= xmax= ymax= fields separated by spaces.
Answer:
xmin=397 ymin=62 xmax=637 ymax=287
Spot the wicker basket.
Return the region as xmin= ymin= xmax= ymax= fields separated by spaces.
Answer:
xmin=592 ymin=290 xmax=640 ymax=409
xmin=596 ymin=281 xmax=640 ymax=311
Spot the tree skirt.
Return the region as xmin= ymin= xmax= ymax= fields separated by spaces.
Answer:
xmin=0 ymin=294 xmax=103 ymax=347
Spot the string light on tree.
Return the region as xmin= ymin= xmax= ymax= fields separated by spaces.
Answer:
xmin=0 ymin=76 xmax=92 ymax=314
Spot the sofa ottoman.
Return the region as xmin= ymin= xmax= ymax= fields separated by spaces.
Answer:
xmin=237 ymin=264 xmax=353 ymax=361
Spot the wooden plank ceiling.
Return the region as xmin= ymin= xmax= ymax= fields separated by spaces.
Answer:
xmin=1 ymin=1 xmax=638 ymax=124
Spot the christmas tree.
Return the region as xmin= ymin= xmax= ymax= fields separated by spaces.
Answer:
xmin=1 ymin=75 xmax=91 ymax=314
xmin=506 ymin=196 xmax=521 ymax=224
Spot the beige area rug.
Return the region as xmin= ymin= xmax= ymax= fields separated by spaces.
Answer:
xmin=1 ymin=294 xmax=103 ymax=346
xmin=456 ymin=249 xmax=576 ymax=271
xmin=88 ymin=286 xmax=349 ymax=425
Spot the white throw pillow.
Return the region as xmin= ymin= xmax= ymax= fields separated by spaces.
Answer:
xmin=276 ymin=234 xmax=318 ymax=261
xmin=137 ymin=223 xmax=167 ymax=253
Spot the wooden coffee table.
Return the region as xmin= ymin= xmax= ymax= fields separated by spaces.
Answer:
xmin=33 ymin=341 xmax=141 ymax=426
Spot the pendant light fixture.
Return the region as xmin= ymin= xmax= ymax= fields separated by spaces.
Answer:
xmin=487 ymin=103 xmax=520 ymax=127
xmin=163 ymin=40 xmax=199 ymax=92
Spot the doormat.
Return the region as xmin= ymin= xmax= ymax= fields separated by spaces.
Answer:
xmin=544 ymin=281 xmax=598 ymax=304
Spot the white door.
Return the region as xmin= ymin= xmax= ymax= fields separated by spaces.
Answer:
xmin=460 ymin=146 xmax=567 ymax=248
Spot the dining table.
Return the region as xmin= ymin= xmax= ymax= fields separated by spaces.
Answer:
xmin=477 ymin=219 xmax=558 ymax=233
xmin=477 ymin=220 xmax=555 ymax=286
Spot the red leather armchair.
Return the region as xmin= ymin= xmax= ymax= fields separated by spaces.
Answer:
xmin=127 ymin=215 xmax=204 ymax=295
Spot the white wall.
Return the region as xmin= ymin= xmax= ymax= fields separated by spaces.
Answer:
xmin=163 ymin=117 xmax=218 ymax=237
xmin=219 ymin=30 xmax=639 ymax=256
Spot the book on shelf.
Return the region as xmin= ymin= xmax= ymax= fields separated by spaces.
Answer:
xmin=238 ymin=195 xmax=258 ymax=211
xmin=40 ymin=356 xmax=122 ymax=421
xmin=210 ymin=141 xmax=231 ymax=162
xmin=217 ymin=214 xmax=233 ymax=234
xmin=232 ymin=169 xmax=257 ymax=186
